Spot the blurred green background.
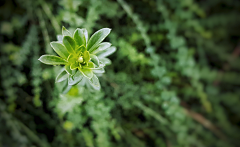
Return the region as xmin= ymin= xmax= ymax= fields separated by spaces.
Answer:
xmin=1 ymin=0 xmax=240 ymax=146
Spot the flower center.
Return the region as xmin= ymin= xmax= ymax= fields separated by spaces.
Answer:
xmin=77 ymin=56 xmax=83 ymax=63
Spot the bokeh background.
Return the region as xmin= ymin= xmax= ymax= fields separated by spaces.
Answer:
xmin=1 ymin=0 xmax=240 ymax=146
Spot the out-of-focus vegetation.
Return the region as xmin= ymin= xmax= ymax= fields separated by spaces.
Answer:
xmin=1 ymin=0 xmax=240 ymax=146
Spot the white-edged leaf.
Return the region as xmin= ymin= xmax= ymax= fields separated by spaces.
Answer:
xmin=38 ymin=55 xmax=67 ymax=65
xmin=73 ymin=28 xmax=88 ymax=47
xmin=96 ymin=46 xmax=116 ymax=58
xmin=89 ymin=74 xmax=100 ymax=88
xmin=57 ymin=35 xmax=63 ymax=42
xmin=87 ymin=28 xmax=111 ymax=52
xmin=62 ymin=26 xmax=72 ymax=36
xmin=99 ymin=58 xmax=111 ymax=65
xmin=90 ymin=54 xmax=99 ymax=67
xmin=63 ymin=36 xmax=76 ymax=54
xmin=68 ymin=70 xmax=84 ymax=85
xmin=56 ymin=69 xmax=68 ymax=83
xmin=90 ymin=42 xmax=111 ymax=54
xmin=92 ymin=68 xmax=105 ymax=74
xmin=79 ymin=68 xmax=93 ymax=79
xmin=65 ymin=64 xmax=74 ymax=75
xmin=50 ymin=42 xmax=70 ymax=59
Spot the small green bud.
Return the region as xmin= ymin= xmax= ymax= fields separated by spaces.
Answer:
xmin=77 ymin=56 xmax=83 ymax=63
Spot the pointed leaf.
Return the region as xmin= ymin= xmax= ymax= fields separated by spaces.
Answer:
xmin=99 ymin=57 xmax=111 ymax=65
xmin=57 ymin=35 xmax=63 ymax=42
xmin=92 ymin=68 xmax=105 ymax=74
xmin=76 ymin=45 xmax=87 ymax=55
xmin=67 ymin=54 xmax=76 ymax=62
xmin=96 ymin=46 xmax=116 ymax=58
xmin=65 ymin=64 xmax=74 ymax=75
xmin=63 ymin=36 xmax=76 ymax=54
xmin=83 ymin=51 xmax=90 ymax=62
xmin=89 ymin=74 xmax=100 ymax=88
xmin=38 ymin=55 xmax=67 ymax=65
xmin=73 ymin=28 xmax=87 ymax=47
xmin=70 ymin=62 xmax=79 ymax=70
xmin=56 ymin=69 xmax=68 ymax=83
xmin=79 ymin=68 xmax=93 ymax=79
xmin=50 ymin=42 xmax=70 ymax=59
xmin=62 ymin=26 xmax=72 ymax=36
xmin=90 ymin=54 xmax=99 ymax=67
xmin=87 ymin=28 xmax=111 ymax=52
xmin=83 ymin=62 xmax=95 ymax=69
xmin=90 ymin=42 xmax=111 ymax=54
xmin=68 ymin=71 xmax=84 ymax=85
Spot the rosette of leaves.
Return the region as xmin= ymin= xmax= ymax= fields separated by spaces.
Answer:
xmin=38 ymin=26 xmax=116 ymax=91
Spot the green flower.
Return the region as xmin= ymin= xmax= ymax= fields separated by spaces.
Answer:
xmin=38 ymin=26 xmax=116 ymax=90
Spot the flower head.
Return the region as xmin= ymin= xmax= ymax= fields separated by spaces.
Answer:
xmin=38 ymin=26 xmax=116 ymax=90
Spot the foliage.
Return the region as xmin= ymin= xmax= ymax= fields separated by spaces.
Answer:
xmin=0 ymin=0 xmax=240 ymax=147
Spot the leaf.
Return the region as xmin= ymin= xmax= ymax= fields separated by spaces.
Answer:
xmin=92 ymin=68 xmax=105 ymax=74
xmin=57 ymin=35 xmax=63 ymax=42
xmin=89 ymin=74 xmax=100 ymax=88
xmin=73 ymin=28 xmax=88 ymax=47
xmin=76 ymin=45 xmax=87 ymax=55
xmin=83 ymin=51 xmax=90 ymax=62
xmin=90 ymin=42 xmax=111 ymax=54
xmin=96 ymin=46 xmax=116 ymax=58
xmin=50 ymin=42 xmax=70 ymax=59
xmin=65 ymin=64 xmax=74 ymax=75
xmin=99 ymin=57 xmax=111 ymax=65
xmin=38 ymin=55 xmax=67 ymax=65
xmin=68 ymin=70 xmax=84 ymax=85
xmin=63 ymin=36 xmax=76 ymax=54
xmin=90 ymin=54 xmax=99 ymax=67
xmin=87 ymin=28 xmax=111 ymax=52
xmin=70 ymin=62 xmax=79 ymax=70
xmin=67 ymin=54 xmax=76 ymax=62
xmin=84 ymin=62 xmax=95 ymax=69
xmin=56 ymin=69 xmax=68 ymax=83
xmin=79 ymin=68 xmax=93 ymax=79
xmin=62 ymin=26 xmax=72 ymax=36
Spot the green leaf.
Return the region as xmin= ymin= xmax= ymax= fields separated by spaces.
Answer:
xmin=84 ymin=62 xmax=95 ymax=69
xmin=89 ymin=74 xmax=100 ymax=88
xmin=70 ymin=62 xmax=79 ymax=70
xmin=87 ymin=28 xmax=111 ymax=52
xmin=38 ymin=55 xmax=67 ymax=65
xmin=56 ymin=69 xmax=68 ymax=83
xmin=90 ymin=54 xmax=99 ymax=67
xmin=96 ymin=46 xmax=116 ymax=58
xmin=57 ymin=35 xmax=63 ymax=42
xmin=99 ymin=57 xmax=111 ymax=65
xmin=50 ymin=42 xmax=70 ymax=59
xmin=83 ymin=51 xmax=90 ymax=62
xmin=62 ymin=26 xmax=72 ymax=36
xmin=67 ymin=54 xmax=76 ymax=62
xmin=65 ymin=64 xmax=74 ymax=75
xmin=92 ymin=68 xmax=105 ymax=74
xmin=68 ymin=71 xmax=84 ymax=85
xmin=76 ymin=45 xmax=87 ymax=55
xmin=79 ymin=68 xmax=93 ymax=79
xmin=73 ymin=28 xmax=88 ymax=47
xmin=90 ymin=42 xmax=111 ymax=54
xmin=63 ymin=36 xmax=76 ymax=54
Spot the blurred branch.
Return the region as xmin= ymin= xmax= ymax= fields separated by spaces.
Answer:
xmin=183 ymin=107 xmax=227 ymax=140
xmin=40 ymin=0 xmax=61 ymax=34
